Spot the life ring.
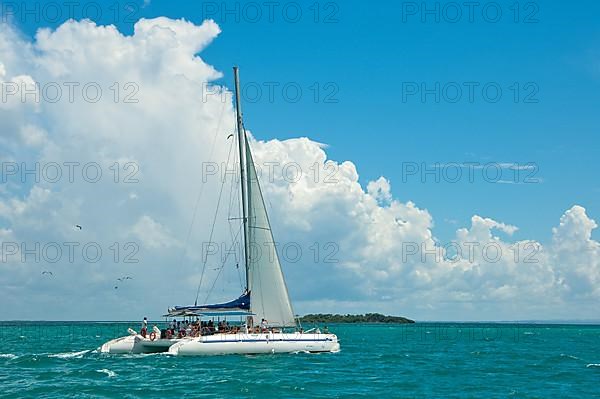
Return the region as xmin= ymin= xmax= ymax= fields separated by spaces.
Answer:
xmin=149 ymin=331 xmax=157 ymax=341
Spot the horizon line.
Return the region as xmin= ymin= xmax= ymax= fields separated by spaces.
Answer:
xmin=1 ymin=319 xmax=600 ymax=325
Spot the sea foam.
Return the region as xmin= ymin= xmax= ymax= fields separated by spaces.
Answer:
xmin=96 ymin=368 xmax=117 ymax=378
xmin=49 ymin=350 xmax=90 ymax=359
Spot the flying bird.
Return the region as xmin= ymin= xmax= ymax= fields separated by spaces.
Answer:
xmin=227 ymin=134 xmax=234 ymax=140
xmin=115 ymin=276 xmax=133 ymax=289
xmin=75 ymin=225 xmax=82 ymax=230
xmin=42 ymin=271 xmax=53 ymax=276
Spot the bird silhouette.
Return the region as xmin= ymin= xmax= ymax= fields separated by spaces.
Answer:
xmin=227 ymin=134 xmax=234 ymax=140
xmin=75 ymin=225 xmax=82 ymax=230
xmin=114 ymin=276 xmax=133 ymax=289
xmin=42 ymin=271 xmax=53 ymax=276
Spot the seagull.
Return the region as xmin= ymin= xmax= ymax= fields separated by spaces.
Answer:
xmin=115 ymin=276 xmax=133 ymax=289
xmin=75 ymin=225 xmax=82 ymax=230
xmin=227 ymin=134 xmax=234 ymax=140
xmin=42 ymin=271 xmax=53 ymax=276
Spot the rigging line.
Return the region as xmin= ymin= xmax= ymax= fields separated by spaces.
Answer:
xmin=227 ymin=135 xmax=238 ymax=218
xmin=226 ymin=127 xmax=245 ymax=291
xmin=194 ymin=135 xmax=235 ymax=306
xmin=227 ymin=144 xmax=240 ymax=254
xmin=203 ymin=227 xmax=243 ymax=304
xmin=226 ymin=153 xmax=244 ymax=293
xmin=177 ymin=100 xmax=227 ymax=273
xmin=235 ymin=223 xmax=244 ymax=291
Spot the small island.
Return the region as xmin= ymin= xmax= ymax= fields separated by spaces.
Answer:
xmin=299 ymin=313 xmax=415 ymax=324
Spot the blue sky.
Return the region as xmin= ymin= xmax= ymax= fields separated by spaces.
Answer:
xmin=1 ymin=0 xmax=600 ymax=320
xmin=6 ymin=0 xmax=600 ymax=243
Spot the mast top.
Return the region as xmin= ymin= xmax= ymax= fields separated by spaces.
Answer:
xmin=233 ymin=67 xmax=243 ymax=125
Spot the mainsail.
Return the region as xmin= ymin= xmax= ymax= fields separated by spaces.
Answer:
xmin=245 ymin=139 xmax=296 ymax=327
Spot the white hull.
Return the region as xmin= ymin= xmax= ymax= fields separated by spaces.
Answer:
xmin=100 ymin=334 xmax=181 ymax=354
xmin=168 ymin=332 xmax=340 ymax=356
xmin=101 ymin=332 xmax=340 ymax=356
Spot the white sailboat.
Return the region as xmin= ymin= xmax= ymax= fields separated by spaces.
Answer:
xmin=101 ymin=67 xmax=340 ymax=356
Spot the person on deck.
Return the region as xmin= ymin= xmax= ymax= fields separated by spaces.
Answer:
xmin=141 ymin=317 xmax=148 ymax=338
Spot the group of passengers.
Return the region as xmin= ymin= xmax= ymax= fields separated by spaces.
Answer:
xmin=141 ymin=317 xmax=285 ymax=339
xmin=158 ymin=318 xmax=244 ymax=338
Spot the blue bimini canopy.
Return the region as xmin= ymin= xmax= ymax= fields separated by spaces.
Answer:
xmin=169 ymin=292 xmax=250 ymax=315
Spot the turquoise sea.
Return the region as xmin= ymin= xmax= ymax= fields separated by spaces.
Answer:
xmin=0 ymin=322 xmax=598 ymax=398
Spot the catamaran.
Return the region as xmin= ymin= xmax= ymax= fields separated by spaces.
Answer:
xmin=100 ymin=67 xmax=340 ymax=355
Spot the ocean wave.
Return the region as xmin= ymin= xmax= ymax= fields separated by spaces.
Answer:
xmin=96 ymin=368 xmax=117 ymax=378
xmin=0 ymin=353 xmax=17 ymax=360
xmin=560 ymin=354 xmax=580 ymax=360
xmin=118 ymin=352 xmax=165 ymax=359
xmin=48 ymin=350 xmax=90 ymax=359
xmin=586 ymin=364 xmax=600 ymax=368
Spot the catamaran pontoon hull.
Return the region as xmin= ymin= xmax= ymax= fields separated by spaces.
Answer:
xmin=100 ymin=335 xmax=181 ymax=354
xmin=168 ymin=332 xmax=340 ymax=356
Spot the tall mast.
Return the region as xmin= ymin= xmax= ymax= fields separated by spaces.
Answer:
xmin=233 ymin=66 xmax=250 ymax=291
